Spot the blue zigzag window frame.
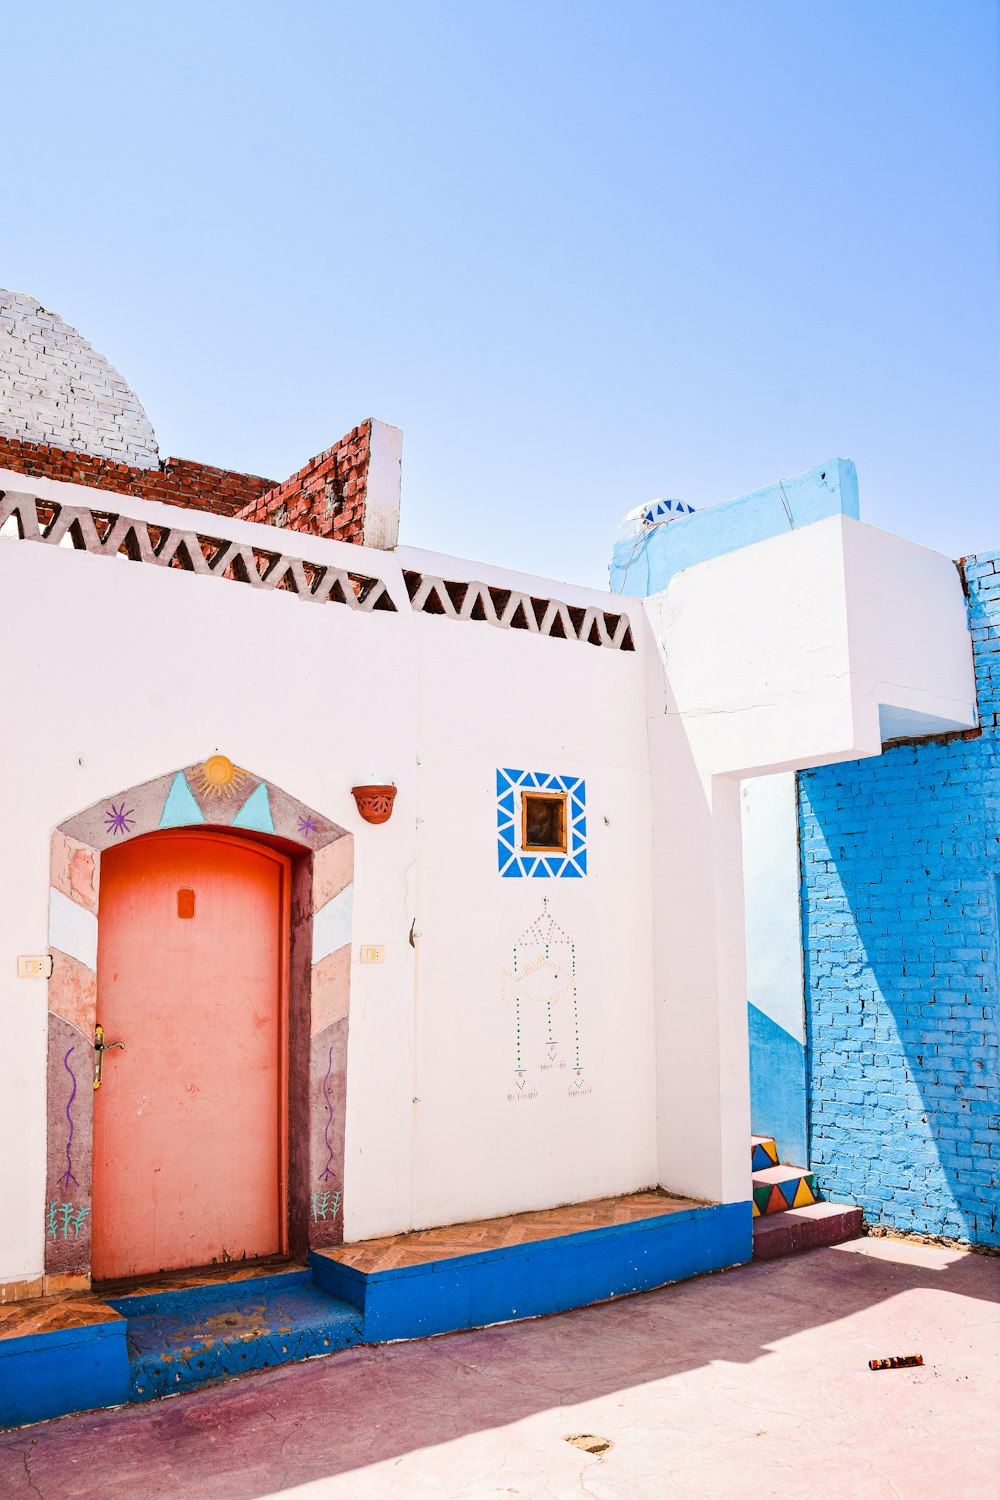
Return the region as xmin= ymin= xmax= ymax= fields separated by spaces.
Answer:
xmin=496 ymin=768 xmax=587 ymax=878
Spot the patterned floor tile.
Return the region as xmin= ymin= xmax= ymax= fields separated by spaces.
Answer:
xmin=325 ymin=1190 xmax=707 ymax=1274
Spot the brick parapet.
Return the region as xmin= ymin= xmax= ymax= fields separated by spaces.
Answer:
xmin=0 ymin=421 xmax=379 ymax=546
xmin=799 ymin=549 xmax=1000 ymax=1247
xmin=0 ymin=434 xmax=275 ymax=519
xmin=236 ymin=421 xmax=372 ymax=545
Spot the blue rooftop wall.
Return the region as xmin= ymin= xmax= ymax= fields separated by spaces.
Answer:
xmin=609 ymin=457 xmax=860 ymax=598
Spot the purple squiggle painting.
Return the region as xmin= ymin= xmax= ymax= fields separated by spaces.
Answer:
xmin=319 ymin=1044 xmax=335 ymax=1182
xmin=58 ymin=1046 xmax=79 ymax=1191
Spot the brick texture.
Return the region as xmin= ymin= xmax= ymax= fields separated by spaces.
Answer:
xmin=236 ymin=421 xmax=372 ymax=545
xmin=0 ymin=289 xmax=159 ymax=468
xmin=0 ymin=434 xmax=275 ymax=519
xmin=799 ymin=552 xmax=1000 ymax=1246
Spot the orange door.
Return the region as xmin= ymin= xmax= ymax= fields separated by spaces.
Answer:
xmin=92 ymin=832 xmax=287 ymax=1281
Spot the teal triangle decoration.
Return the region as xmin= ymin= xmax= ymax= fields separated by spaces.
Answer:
xmin=159 ymin=772 xmax=206 ymax=829
xmin=232 ymin=782 xmax=275 ymax=833
xmin=498 ymin=791 xmax=515 ymax=815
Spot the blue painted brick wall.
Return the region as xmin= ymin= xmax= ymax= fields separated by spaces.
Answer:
xmin=799 ymin=551 xmax=1000 ymax=1246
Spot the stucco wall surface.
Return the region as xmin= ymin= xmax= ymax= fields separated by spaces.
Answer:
xmin=0 ymin=475 xmax=656 ymax=1283
xmin=800 ymin=551 xmax=1000 ymax=1246
xmin=642 ymin=514 xmax=977 ymax=1209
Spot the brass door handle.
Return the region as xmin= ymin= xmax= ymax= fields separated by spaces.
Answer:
xmin=93 ymin=1023 xmax=125 ymax=1090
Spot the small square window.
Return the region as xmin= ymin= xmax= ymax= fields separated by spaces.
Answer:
xmin=521 ymin=792 xmax=567 ymax=853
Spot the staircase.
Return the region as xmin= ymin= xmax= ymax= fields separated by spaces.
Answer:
xmin=106 ymin=1265 xmax=361 ymax=1402
xmin=751 ymin=1134 xmax=863 ymax=1260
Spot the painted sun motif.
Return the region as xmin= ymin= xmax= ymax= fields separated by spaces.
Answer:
xmin=297 ymin=815 xmax=320 ymax=837
xmin=191 ymin=755 xmax=251 ymax=800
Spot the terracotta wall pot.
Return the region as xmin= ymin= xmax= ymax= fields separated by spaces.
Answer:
xmin=351 ymin=785 xmax=397 ymax=825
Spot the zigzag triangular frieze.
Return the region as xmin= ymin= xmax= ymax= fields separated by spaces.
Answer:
xmin=0 ymin=490 xmax=396 ymax=615
xmin=403 ymin=570 xmax=632 ymax=652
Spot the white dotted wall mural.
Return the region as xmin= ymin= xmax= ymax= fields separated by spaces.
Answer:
xmin=501 ymin=898 xmax=591 ymax=1102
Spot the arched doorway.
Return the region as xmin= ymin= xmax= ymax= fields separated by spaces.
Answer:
xmin=92 ymin=831 xmax=289 ymax=1281
xmin=44 ymin=758 xmax=355 ymax=1285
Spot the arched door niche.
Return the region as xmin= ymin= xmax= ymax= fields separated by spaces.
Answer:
xmin=45 ymin=756 xmax=354 ymax=1284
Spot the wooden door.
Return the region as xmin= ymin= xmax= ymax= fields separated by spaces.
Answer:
xmin=92 ymin=831 xmax=287 ymax=1281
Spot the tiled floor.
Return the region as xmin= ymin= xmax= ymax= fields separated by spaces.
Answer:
xmin=324 ymin=1189 xmax=704 ymax=1273
xmin=0 ymin=1293 xmax=121 ymax=1341
xmin=0 ymin=1257 xmax=301 ymax=1342
xmin=0 ymin=1193 xmax=702 ymax=1338
xmin=94 ymin=1254 xmax=300 ymax=1300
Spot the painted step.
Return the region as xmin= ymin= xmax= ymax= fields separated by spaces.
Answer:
xmin=751 ymin=1135 xmax=779 ymax=1171
xmin=752 ymin=1164 xmax=817 ymax=1217
xmin=108 ymin=1271 xmax=362 ymax=1402
xmin=752 ymin=1202 xmax=864 ymax=1260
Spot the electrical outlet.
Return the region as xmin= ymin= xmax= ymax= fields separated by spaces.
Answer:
xmin=17 ymin=955 xmax=53 ymax=979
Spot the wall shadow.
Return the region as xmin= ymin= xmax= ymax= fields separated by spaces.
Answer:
xmin=799 ymin=734 xmax=999 ymax=1247
xmin=0 ymin=1241 xmax=996 ymax=1499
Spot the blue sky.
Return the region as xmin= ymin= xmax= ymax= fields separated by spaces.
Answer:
xmin=4 ymin=1 xmax=997 ymax=586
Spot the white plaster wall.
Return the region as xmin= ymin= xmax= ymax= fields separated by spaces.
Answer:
xmin=408 ymin=605 xmax=657 ymax=1229
xmin=741 ymin=773 xmax=804 ymax=1043
xmin=645 ymin=516 xmax=977 ymax=782
xmin=0 ymin=474 xmax=656 ymax=1280
xmin=644 ymin=515 xmax=978 ymax=1208
xmin=362 ymin=420 xmax=403 ymax=551
xmin=839 ymin=518 xmax=978 ymax=741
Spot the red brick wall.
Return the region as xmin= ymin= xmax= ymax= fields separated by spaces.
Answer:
xmin=236 ymin=421 xmax=372 ymax=544
xmin=0 ymin=423 xmax=376 ymax=545
xmin=0 ymin=434 xmax=275 ymax=518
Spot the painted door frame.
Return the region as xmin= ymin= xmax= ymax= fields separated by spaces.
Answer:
xmin=44 ymin=758 xmax=355 ymax=1287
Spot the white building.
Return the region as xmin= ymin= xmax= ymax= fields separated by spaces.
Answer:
xmin=0 ymin=290 xmax=978 ymax=1425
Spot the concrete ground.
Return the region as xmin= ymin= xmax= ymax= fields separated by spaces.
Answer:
xmin=1 ymin=1236 xmax=997 ymax=1500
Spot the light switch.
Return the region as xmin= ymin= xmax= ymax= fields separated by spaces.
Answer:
xmin=359 ymin=945 xmax=385 ymax=964
xmin=18 ymin=955 xmax=53 ymax=979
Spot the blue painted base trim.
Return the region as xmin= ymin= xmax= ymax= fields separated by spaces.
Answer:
xmin=311 ymin=1200 xmax=752 ymax=1343
xmin=1 ymin=1202 xmax=752 ymax=1429
xmin=0 ymin=1318 xmax=130 ymax=1430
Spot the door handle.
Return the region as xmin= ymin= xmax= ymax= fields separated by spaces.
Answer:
xmin=93 ymin=1023 xmax=125 ymax=1090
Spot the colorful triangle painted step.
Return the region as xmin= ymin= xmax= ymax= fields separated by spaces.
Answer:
xmin=765 ymin=1184 xmax=788 ymax=1214
xmin=752 ymin=1183 xmax=772 ymax=1214
xmin=791 ymin=1176 xmax=816 ymax=1208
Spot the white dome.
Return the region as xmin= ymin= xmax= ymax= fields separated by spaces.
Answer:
xmin=0 ymin=289 xmax=159 ymax=468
